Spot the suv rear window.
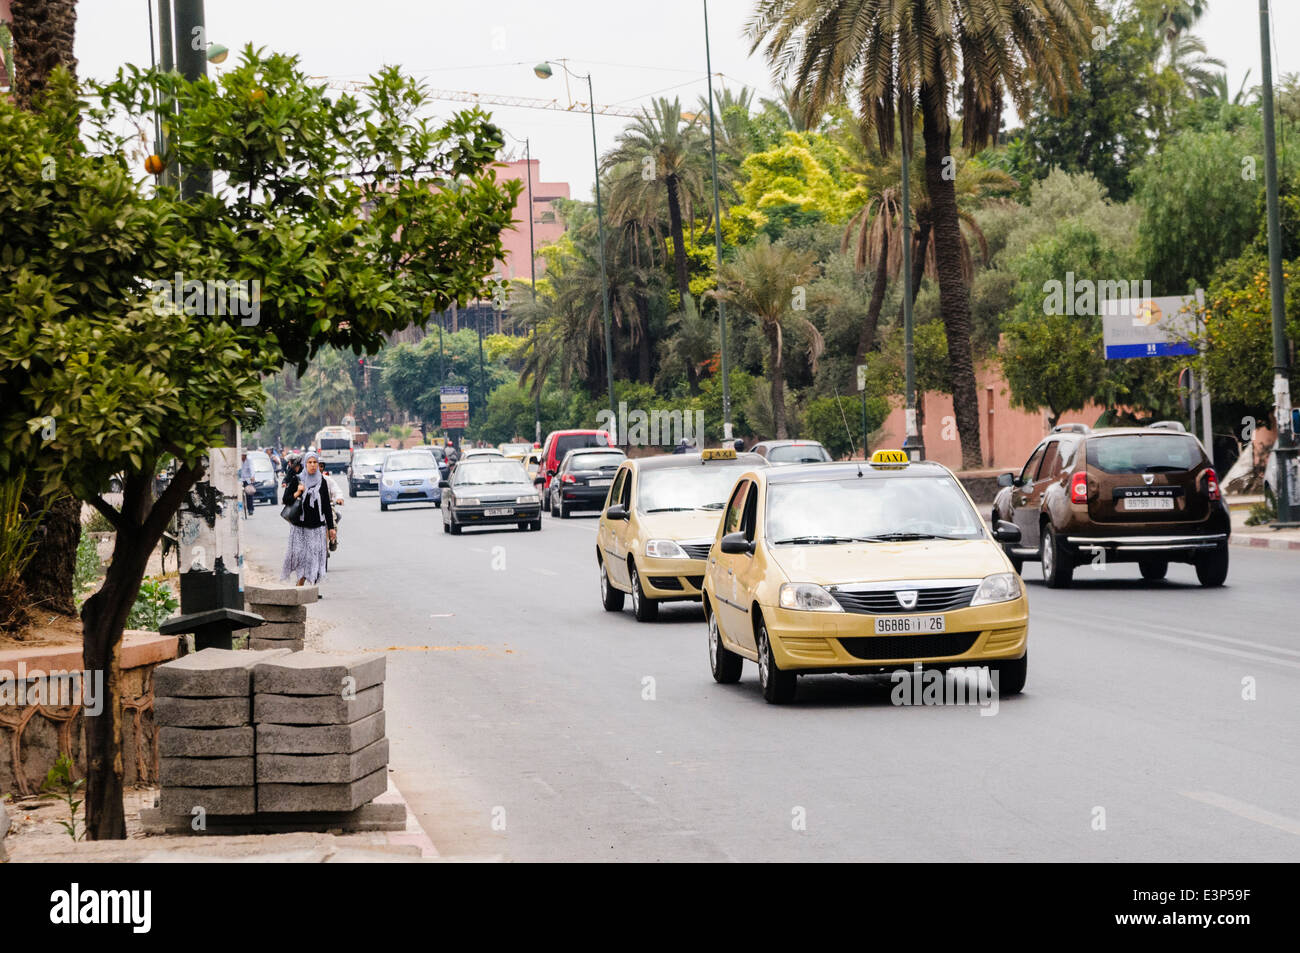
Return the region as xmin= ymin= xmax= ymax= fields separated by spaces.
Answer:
xmin=569 ymin=451 xmax=624 ymax=470
xmin=555 ymin=434 xmax=609 ymax=460
xmin=1087 ymin=435 xmax=1203 ymax=474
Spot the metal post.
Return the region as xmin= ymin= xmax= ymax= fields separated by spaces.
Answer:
xmin=1259 ymin=0 xmax=1298 ymax=524
xmin=525 ymin=138 xmax=541 ymax=445
xmin=900 ymin=137 xmax=924 ymax=461
xmin=155 ymin=0 xmax=176 ymax=189
xmin=1195 ymin=288 xmax=1214 ymax=458
xmin=172 ymin=0 xmax=212 ymax=199
xmin=704 ymin=0 xmax=731 ymax=441
xmin=587 ymin=72 xmax=618 ymax=441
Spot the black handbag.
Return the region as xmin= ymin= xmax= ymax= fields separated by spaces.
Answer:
xmin=280 ymin=496 xmax=303 ymax=523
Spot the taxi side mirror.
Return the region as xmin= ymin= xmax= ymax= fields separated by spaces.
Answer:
xmin=720 ymin=531 xmax=754 ymax=555
xmin=605 ymin=503 xmax=629 ymax=521
xmin=992 ymin=520 xmax=1021 ymax=544
xmin=997 ymin=472 xmax=1017 ymax=488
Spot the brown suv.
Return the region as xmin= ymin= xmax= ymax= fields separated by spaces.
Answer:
xmin=991 ymin=422 xmax=1230 ymax=588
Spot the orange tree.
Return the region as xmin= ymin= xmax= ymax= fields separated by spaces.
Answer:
xmin=0 ymin=53 xmax=519 ymax=839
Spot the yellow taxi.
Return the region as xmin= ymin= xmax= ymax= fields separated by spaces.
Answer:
xmin=702 ymin=450 xmax=1029 ymax=703
xmin=597 ymin=448 xmax=768 ymax=621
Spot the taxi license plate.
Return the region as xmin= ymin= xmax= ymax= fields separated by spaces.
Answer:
xmin=484 ymin=507 xmax=514 ymax=517
xmin=590 ymin=479 xmax=612 ymax=487
xmin=1121 ymin=497 xmax=1174 ymax=511
xmin=874 ymin=615 xmax=946 ymax=634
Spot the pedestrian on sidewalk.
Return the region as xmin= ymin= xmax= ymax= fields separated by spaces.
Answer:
xmin=238 ymin=451 xmax=256 ymax=516
xmin=280 ymin=451 xmax=336 ymax=586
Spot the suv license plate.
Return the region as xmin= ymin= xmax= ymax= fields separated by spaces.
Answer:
xmin=1122 ymin=498 xmax=1174 ymax=511
xmin=874 ymin=615 xmax=946 ymax=634
xmin=484 ymin=507 xmax=514 ymax=517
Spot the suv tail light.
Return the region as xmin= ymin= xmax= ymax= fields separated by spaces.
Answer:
xmin=1205 ymin=467 xmax=1221 ymax=501
xmin=1070 ymin=471 xmax=1089 ymax=504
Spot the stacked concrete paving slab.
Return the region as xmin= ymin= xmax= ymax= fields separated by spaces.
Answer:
xmin=243 ymin=584 xmax=316 ymax=652
xmin=155 ymin=648 xmax=290 ymax=816
xmin=254 ymin=652 xmax=389 ymax=813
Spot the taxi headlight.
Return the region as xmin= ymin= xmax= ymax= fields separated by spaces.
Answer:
xmin=516 ymin=494 xmax=539 ymax=504
xmin=970 ymin=572 xmax=1021 ymax=606
xmin=645 ymin=539 xmax=687 ymax=559
xmin=778 ymin=583 xmax=844 ymax=612
xmin=457 ymin=497 xmax=480 ymax=507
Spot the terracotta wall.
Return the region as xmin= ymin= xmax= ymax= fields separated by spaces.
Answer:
xmin=874 ymin=360 xmax=1107 ymax=473
xmin=492 ymin=158 xmax=569 ymax=282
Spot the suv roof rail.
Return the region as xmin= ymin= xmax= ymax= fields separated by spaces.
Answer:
xmin=1051 ymin=423 xmax=1090 ymax=434
xmin=1146 ymin=420 xmax=1187 ymax=432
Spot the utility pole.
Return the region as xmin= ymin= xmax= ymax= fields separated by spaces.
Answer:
xmin=1259 ymin=0 xmax=1298 ymax=525
xmin=525 ymin=138 xmax=541 ymax=444
xmin=703 ymin=1 xmax=731 ymax=442
xmin=173 ymin=0 xmax=212 ymax=199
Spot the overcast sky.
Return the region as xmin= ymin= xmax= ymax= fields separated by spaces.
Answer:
xmin=74 ymin=1 xmax=1300 ymax=201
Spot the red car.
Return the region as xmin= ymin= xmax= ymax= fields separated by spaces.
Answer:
xmin=534 ymin=429 xmax=613 ymax=491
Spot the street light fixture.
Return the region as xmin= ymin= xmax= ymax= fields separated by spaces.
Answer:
xmin=206 ymin=43 xmax=229 ymax=64
xmin=534 ymin=60 xmax=617 ymax=440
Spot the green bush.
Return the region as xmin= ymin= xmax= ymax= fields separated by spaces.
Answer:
xmin=803 ymin=394 xmax=889 ymax=459
xmin=73 ymin=534 xmax=101 ymax=607
xmin=125 ymin=578 xmax=179 ymax=631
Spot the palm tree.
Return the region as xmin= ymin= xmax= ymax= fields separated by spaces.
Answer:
xmin=8 ymin=0 xmax=77 ymax=110
xmin=761 ymin=81 xmax=817 ymax=132
xmin=713 ymin=237 xmax=822 ymax=439
xmin=748 ymin=0 xmax=1094 ymax=469
xmin=602 ymin=98 xmax=710 ymax=310
xmin=1165 ymin=34 xmax=1226 ymax=100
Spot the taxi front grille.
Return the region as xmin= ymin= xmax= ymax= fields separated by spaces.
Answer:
xmin=830 ymin=585 xmax=977 ymax=614
xmin=838 ymin=632 xmax=979 ymax=660
xmin=680 ymin=543 xmax=712 ymax=560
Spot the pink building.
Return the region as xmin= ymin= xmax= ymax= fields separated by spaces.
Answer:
xmin=875 ymin=359 xmax=1106 ymax=473
xmin=492 ymin=158 xmax=569 ymax=283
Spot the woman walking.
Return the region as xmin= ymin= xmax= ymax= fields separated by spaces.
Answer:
xmin=281 ymin=452 xmax=336 ymax=586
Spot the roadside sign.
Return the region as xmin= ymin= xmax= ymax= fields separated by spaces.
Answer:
xmin=1103 ymin=292 xmax=1200 ymax=359
xmin=856 ymin=364 xmax=867 ymax=392
xmin=440 ymin=385 xmax=469 ymax=429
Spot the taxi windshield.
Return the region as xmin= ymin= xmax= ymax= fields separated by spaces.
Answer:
xmin=638 ymin=464 xmax=750 ymax=512
xmin=766 ymin=476 xmax=985 ymax=543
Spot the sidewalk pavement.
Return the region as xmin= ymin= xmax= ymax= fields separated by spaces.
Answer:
xmin=1226 ymin=495 xmax=1300 ymax=551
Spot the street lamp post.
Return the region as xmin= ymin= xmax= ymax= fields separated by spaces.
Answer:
xmin=535 ymin=61 xmax=617 ymax=442
xmin=1259 ymin=0 xmax=1298 ymax=526
xmin=900 ymin=136 xmax=924 ymax=462
xmin=507 ymin=132 xmax=543 ymax=444
xmin=702 ymin=1 xmax=731 ymax=442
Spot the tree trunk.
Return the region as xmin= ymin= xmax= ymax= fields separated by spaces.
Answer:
xmin=19 ymin=489 xmax=79 ymax=615
xmin=8 ymin=0 xmax=78 ymax=111
xmin=665 ymin=175 xmax=692 ymax=306
xmin=767 ymin=322 xmax=787 ymax=439
xmin=855 ymin=221 xmax=889 ymax=366
xmin=921 ymin=85 xmax=982 ymax=470
xmin=636 ymin=294 xmax=652 ymax=383
xmin=81 ymin=463 xmax=201 ymax=839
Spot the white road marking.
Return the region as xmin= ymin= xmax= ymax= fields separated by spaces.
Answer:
xmin=1087 ymin=613 xmax=1300 ymax=670
xmin=1182 ymin=791 xmax=1300 ymax=837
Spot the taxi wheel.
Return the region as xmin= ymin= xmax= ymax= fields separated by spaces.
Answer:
xmin=1195 ymin=543 xmax=1229 ymax=587
xmin=756 ymin=619 xmax=796 ymax=704
xmin=630 ymin=564 xmax=659 ymax=622
xmin=1139 ymin=559 xmax=1168 ymax=581
xmin=1040 ymin=526 xmax=1074 ymax=588
xmin=599 ymin=558 xmax=625 ymax=612
xmin=990 ymin=653 xmax=1027 ymax=696
xmin=708 ymin=610 xmax=742 ymax=684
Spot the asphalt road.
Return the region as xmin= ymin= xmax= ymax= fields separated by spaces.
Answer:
xmin=242 ymin=491 xmax=1300 ymax=861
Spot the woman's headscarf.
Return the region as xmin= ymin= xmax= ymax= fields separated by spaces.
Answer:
xmin=301 ymin=452 xmax=325 ymax=521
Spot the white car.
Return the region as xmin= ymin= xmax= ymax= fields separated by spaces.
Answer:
xmin=460 ymin=448 xmax=505 ymax=461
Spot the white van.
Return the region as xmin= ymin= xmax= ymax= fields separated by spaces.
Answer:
xmin=314 ymin=426 xmax=354 ymax=473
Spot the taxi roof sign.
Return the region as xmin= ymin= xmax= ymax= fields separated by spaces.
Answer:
xmin=701 ymin=447 xmax=737 ymax=461
xmin=870 ymin=449 xmax=909 ymax=467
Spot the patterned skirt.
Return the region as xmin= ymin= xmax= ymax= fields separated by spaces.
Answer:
xmin=281 ymin=523 xmax=328 ymax=584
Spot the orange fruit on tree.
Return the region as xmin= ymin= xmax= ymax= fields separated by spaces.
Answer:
xmin=144 ymin=154 xmax=165 ymax=175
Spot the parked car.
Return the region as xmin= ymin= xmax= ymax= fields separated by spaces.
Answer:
xmin=347 ymin=448 xmax=391 ymax=496
xmin=547 ymin=447 xmax=627 ymax=518
xmin=378 ymin=449 xmax=443 ymax=511
xmin=441 ymin=458 xmax=542 ymax=534
xmin=246 ymin=450 xmax=278 ymax=503
xmin=536 ymin=429 xmax=613 ymax=491
xmin=991 ymin=422 xmax=1230 ymax=588
xmin=750 ymin=439 xmax=833 ymax=464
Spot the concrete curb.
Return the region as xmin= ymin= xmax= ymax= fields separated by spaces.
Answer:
xmin=375 ymin=777 xmax=439 ymax=858
xmin=1229 ymin=534 xmax=1300 ymax=551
